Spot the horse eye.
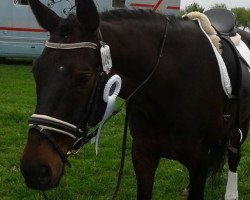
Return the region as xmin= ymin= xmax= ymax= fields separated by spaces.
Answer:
xmin=75 ymin=73 xmax=92 ymax=84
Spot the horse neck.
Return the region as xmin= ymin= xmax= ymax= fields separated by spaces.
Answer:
xmin=100 ymin=15 xmax=166 ymax=98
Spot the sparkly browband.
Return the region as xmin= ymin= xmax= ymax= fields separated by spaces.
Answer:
xmin=45 ymin=41 xmax=98 ymax=50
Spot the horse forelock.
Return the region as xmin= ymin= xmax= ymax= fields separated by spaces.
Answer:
xmin=58 ymin=14 xmax=78 ymax=37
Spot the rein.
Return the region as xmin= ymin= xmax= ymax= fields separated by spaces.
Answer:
xmin=31 ymin=16 xmax=168 ymax=199
xmin=111 ymin=16 xmax=169 ymax=199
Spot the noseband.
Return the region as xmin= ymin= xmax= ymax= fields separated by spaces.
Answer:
xmin=29 ymin=114 xmax=98 ymax=167
xmin=29 ymin=39 xmax=112 ymax=167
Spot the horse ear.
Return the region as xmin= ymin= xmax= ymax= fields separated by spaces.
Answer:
xmin=28 ymin=0 xmax=60 ymax=33
xmin=76 ymin=0 xmax=100 ymax=34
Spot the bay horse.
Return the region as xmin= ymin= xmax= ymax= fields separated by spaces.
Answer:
xmin=20 ymin=0 xmax=250 ymax=199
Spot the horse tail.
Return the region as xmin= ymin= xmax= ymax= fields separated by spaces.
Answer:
xmin=207 ymin=137 xmax=229 ymax=178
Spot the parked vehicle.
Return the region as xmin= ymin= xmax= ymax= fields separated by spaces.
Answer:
xmin=0 ymin=0 xmax=180 ymax=58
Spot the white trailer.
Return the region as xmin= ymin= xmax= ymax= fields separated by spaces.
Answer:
xmin=0 ymin=0 xmax=180 ymax=58
xmin=126 ymin=0 xmax=180 ymax=16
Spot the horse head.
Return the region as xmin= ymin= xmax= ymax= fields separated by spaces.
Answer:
xmin=20 ymin=0 xmax=106 ymax=191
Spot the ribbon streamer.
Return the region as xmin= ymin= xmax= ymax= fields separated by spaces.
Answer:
xmin=91 ymin=75 xmax=122 ymax=155
xmin=101 ymin=43 xmax=112 ymax=74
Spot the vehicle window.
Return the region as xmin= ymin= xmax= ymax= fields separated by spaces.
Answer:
xmin=112 ymin=0 xmax=125 ymax=8
xmin=14 ymin=0 xmax=29 ymax=5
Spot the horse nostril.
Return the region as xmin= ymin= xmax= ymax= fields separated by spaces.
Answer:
xmin=39 ymin=165 xmax=50 ymax=178
xmin=38 ymin=165 xmax=51 ymax=184
xmin=20 ymin=162 xmax=51 ymax=190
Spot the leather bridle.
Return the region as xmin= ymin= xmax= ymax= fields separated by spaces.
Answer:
xmin=29 ymin=40 xmax=109 ymax=167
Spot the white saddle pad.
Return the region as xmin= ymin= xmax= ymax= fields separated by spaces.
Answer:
xmin=195 ymin=19 xmax=233 ymax=98
xmin=235 ymin=40 xmax=250 ymax=73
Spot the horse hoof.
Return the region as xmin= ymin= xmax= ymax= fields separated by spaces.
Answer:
xmin=181 ymin=188 xmax=189 ymax=199
xmin=225 ymin=194 xmax=238 ymax=200
xmin=225 ymin=197 xmax=238 ymax=200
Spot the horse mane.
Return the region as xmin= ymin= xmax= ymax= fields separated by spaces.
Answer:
xmin=100 ymin=9 xmax=181 ymax=23
xmin=101 ymin=9 xmax=161 ymax=20
xmin=58 ymin=9 xmax=186 ymax=37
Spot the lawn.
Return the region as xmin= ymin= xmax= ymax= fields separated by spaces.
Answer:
xmin=0 ymin=62 xmax=249 ymax=200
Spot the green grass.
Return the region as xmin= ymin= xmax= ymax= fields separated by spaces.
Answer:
xmin=0 ymin=63 xmax=249 ymax=200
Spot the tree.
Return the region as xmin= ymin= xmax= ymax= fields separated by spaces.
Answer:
xmin=248 ymin=9 xmax=250 ymax=29
xmin=231 ymin=7 xmax=250 ymax=29
xmin=181 ymin=2 xmax=205 ymax=15
xmin=210 ymin=3 xmax=227 ymax=10
xmin=180 ymin=9 xmax=186 ymax=16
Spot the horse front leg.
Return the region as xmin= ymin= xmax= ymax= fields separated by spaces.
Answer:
xmin=187 ymin=152 xmax=208 ymax=200
xmin=225 ymin=119 xmax=249 ymax=200
xmin=132 ymin=140 xmax=160 ymax=200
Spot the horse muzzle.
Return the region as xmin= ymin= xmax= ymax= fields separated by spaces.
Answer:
xmin=20 ymin=128 xmax=65 ymax=191
xmin=20 ymin=160 xmax=53 ymax=191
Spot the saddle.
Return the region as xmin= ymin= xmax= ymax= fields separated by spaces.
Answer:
xmin=204 ymin=9 xmax=237 ymax=37
xmin=204 ymin=9 xmax=250 ymax=98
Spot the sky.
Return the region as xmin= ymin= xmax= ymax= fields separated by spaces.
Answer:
xmin=180 ymin=0 xmax=250 ymax=9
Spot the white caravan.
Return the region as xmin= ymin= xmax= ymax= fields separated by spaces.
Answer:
xmin=0 ymin=0 xmax=180 ymax=58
